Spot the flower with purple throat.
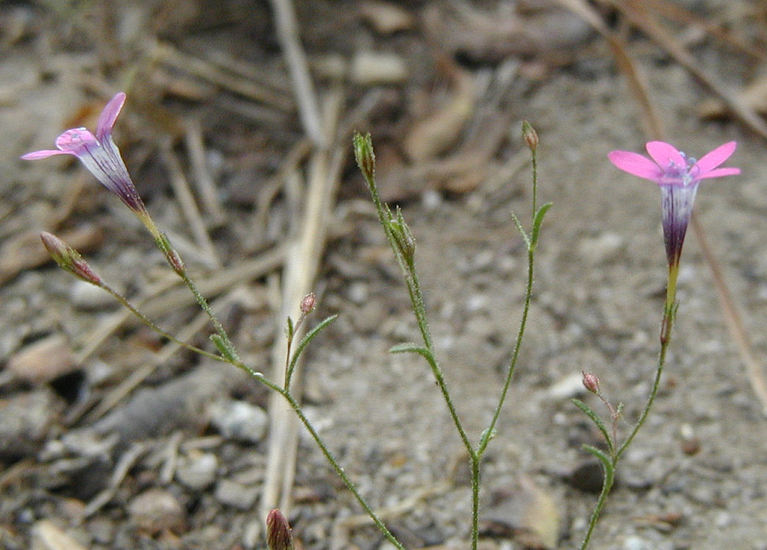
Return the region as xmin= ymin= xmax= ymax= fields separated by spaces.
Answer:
xmin=22 ymin=92 xmax=147 ymax=217
xmin=608 ymin=141 xmax=740 ymax=267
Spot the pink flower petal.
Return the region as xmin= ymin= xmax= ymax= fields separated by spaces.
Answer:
xmin=96 ymin=92 xmax=126 ymax=141
xmin=696 ymin=167 xmax=741 ymax=179
xmin=21 ymin=149 xmax=70 ymax=160
xmin=607 ymin=150 xmax=662 ymax=180
xmin=646 ymin=141 xmax=685 ymax=169
xmin=55 ymin=128 xmax=99 ymax=155
xmin=693 ymin=141 xmax=737 ymax=175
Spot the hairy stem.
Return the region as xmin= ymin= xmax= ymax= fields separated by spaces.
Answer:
xmin=581 ymin=264 xmax=678 ymax=548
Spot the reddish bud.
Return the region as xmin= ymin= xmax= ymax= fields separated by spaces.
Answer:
xmin=40 ymin=232 xmax=102 ymax=285
xmin=522 ymin=121 xmax=539 ymax=152
xmin=300 ymin=292 xmax=316 ymax=315
xmin=166 ymin=248 xmax=186 ymax=276
xmin=155 ymin=233 xmax=186 ymax=275
xmin=582 ymin=371 xmax=600 ymax=394
xmin=266 ymin=509 xmax=294 ymax=550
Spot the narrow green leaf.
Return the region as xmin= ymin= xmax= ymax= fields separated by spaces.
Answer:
xmin=210 ymin=334 xmax=237 ymax=362
xmin=581 ymin=444 xmax=613 ymax=474
xmin=479 ymin=427 xmax=497 ymax=447
xmin=530 ymin=202 xmax=552 ymax=248
xmin=286 ymin=316 xmax=294 ymax=340
xmin=572 ymin=398 xmax=614 ymax=454
xmin=288 ymin=315 xmax=339 ymax=374
xmin=510 ymin=211 xmax=531 ymax=250
xmin=389 ymin=342 xmax=433 ymax=362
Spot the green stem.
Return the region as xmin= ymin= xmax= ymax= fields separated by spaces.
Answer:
xmin=617 ymin=264 xmax=677 ymax=460
xmin=470 ymin=455 xmax=481 ymax=550
xmin=363 ymin=157 xmax=472 ymax=454
xmin=137 ymin=177 xmax=399 ymax=546
xmin=101 ymin=284 xmax=225 ymax=363
xmin=471 ymin=217 xmax=537 ymax=549
xmin=179 ymin=270 xmax=240 ymax=362
xmin=418 ymin=346 xmax=475 ymax=460
xmin=531 ymin=149 xmax=538 ymax=218
xmin=581 ymin=264 xmax=678 ymax=548
xmin=477 ymin=247 xmax=535 ymax=457
xmin=253 ymin=373 xmax=405 ymax=550
xmin=579 ymin=461 xmax=615 ymax=550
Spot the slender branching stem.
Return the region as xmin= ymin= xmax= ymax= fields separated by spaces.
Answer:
xmin=179 ymin=270 xmax=240 ymax=361
xmin=361 ymin=147 xmax=473 ymax=455
xmin=471 ymin=148 xmax=541 ymax=549
xmin=101 ymin=284 xmax=225 ymax=363
xmin=580 ymin=264 xmax=678 ymax=548
xmin=251 ymin=372 xmax=405 ymax=549
xmin=469 ymin=455 xmax=482 ymax=550
xmin=477 ymin=247 xmax=535 ymax=457
xmin=578 ymin=458 xmax=615 ymax=549
xmin=617 ymin=264 xmax=676 ymax=460
xmin=531 ymin=149 xmax=538 ymax=217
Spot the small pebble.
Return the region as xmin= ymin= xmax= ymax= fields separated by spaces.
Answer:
xmin=623 ymin=536 xmax=652 ymax=550
xmin=546 ymin=372 xmax=587 ymax=400
xmin=175 ymin=452 xmax=218 ymax=491
xmin=0 ymin=389 xmax=61 ymax=459
xmin=7 ymin=334 xmax=77 ymax=384
xmin=350 ymin=51 xmax=408 ymax=85
xmin=347 ymin=281 xmax=368 ymax=304
xmin=622 ymin=535 xmax=672 ymax=550
xmin=31 ymin=520 xmax=87 ymax=550
xmin=208 ymin=399 xmax=268 ymax=444
xmin=563 ymin=460 xmax=605 ymax=494
xmin=578 ymin=232 xmax=624 ymax=265
xmin=359 ymin=1 xmax=414 ymax=34
xmin=422 ymin=189 xmax=442 ymax=212
xmin=715 ymin=511 xmax=732 ymax=528
xmin=215 ymin=479 xmax=259 ymax=509
xmin=70 ymin=280 xmax=115 ymax=310
xmin=128 ymin=488 xmax=186 ymax=534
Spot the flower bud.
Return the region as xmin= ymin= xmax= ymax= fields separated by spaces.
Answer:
xmin=522 ymin=121 xmax=539 ymax=152
xmin=40 ymin=232 xmax=102 ymax=285
xmin=266 ymin=509 xmax=294 ymax=550
xmin=388 ymin=208 xmax=416 ymax=265
xmin=300 ymin=292 xmax=316 ymax=315
xmin=581 ymin=370 xmax=600 ymax=394
xmin=155 ymin=233 xmax=186 ymax=275
xmin=353 ymin=132 xmax=376 ymax=184
xmin=166 ymin=247 xmax=186 ymax=276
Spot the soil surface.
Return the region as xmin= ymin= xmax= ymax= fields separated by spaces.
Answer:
xmin=2 ymin=2 xmax=767 ymax=549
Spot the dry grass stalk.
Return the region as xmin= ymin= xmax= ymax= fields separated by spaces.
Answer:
xmin=184 ymin=117 xmax=226 ymax=226
xmin=159 ymin=138 xmax=221 ymax=268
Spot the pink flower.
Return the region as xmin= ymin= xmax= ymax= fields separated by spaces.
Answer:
xmin=22 ymin=93 xmax=146 ymax=214
xmin=608 ymin=141 xmax=740 ymax=266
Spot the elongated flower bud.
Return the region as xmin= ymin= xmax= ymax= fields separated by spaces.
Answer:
xmin=581 ymin=370 xmax=600 ymax=394
xmin=522 ymin=121 xmax=539 ymax=152
xmin=353 ymin=132 xmax=376 ymax=185
xmin=266 ymin=509 xmax=294 ymax=550
xmin=388 ymin=208 xmax=416 ymax=266
xmin=40 ymin=232 xmax=102 ymax=285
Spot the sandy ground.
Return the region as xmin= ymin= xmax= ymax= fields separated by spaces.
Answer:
xmin=2 ymin=1 xmax=767 ymax=549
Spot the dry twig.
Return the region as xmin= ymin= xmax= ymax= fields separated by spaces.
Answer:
xmin=159 ymin=138 xmax=221 ymax=268
xmin=269 ymin=0 xmax=325 ymax=147
xmin=184 ymin=118 xmax=226 ymax=226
